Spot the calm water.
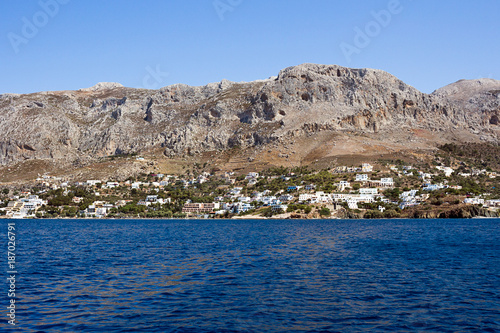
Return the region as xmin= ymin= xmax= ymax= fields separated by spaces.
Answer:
xmin=2 ymin=218 xmax=499 ymax=332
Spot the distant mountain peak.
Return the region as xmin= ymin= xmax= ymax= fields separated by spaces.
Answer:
xmin=432 ymin=78 xmax=500 ymax=100
xmin=79 ymin=82 xmax=124 ymax=92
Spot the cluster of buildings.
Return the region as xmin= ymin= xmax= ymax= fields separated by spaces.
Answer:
xmin=0 ymin=195 xmax=47 ymax=219
xmin=30 ymin=174 xmax=178 ymax=193
xmin=398 ymin=190 xmax=430 ymax=210
xmin=1 ymin=161 xmax=499 ymax=218
xmin=463 ymin=197 xmax=500 ymax=208
xmin=333 ymin=163 xmax=374 ymax=173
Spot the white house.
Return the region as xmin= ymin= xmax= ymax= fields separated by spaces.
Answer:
xmin=106 ymin=182 xmax=120 ymax=189
xmin=246 ymin=172 xmax=259 ymax=179
xmin=299 ymin=193 xmax=316 ymax=203
xmin=1 ymin=201 xmax=26 ymax=218
xmin=315 ymin=192 xmax=333 ymax=203
xmin=262 ymin=196 xmax=277 ymax=206
xmin=271 ymin=204 xmax=288 ymax=212
xmin=233 ymin=202 xmax=253 ymax=214
xmin=400 ymin=190 xmax=418 ymax=199
xmin=436 ymin=166 xmax=455 ymax=177
xmin=230 ymin=187 xmax=243 ymax=195
xmin=359 ymin=188 xmax=378 ymax=195
xmin=347 ymin=199 xmax=358 ymax=209
xmin=85 ymin=201 xmax=114 ymax=218
xmin=399 ymin=201 xmax=419 ymax=210
xmin=197 ymin=175 xmax=208 ymax=184
xmin=73 ymin=197 xmax=83 ymax=204
xmin=423 ymin=184 xmax=445 ymax=191
xmin=355 ymin=174 xmax=369 ymax=182
xmin=342 ymin=194 xmax=376 ymax=204
xmin=464 ymin=197 xmax=485 ymax=205
xmin=238 ymin=196 xmax=252 ymax=203
xmin=3 ymin=195 xmax=49 ymax=217
xmin=146 ymin=195 xmax=159 ymax=202
xmin=331 ymin=193 xmax=349 ymax=202
xmin=485 ymin=199 xmax=500 ymax=208
xmin=250 ymin=192 xmax=262 ymax=202
xmin=338 ymin=181 xmax=351 ymax=191
xmin=20 ymin=196 xmax=46 ymax=209
xmin=380 ymin=178 xmax=394 ymax=187
xmin=362 ymin=163 xmax=373 ymax=172
xmin=418 ymin=171 xmax=432 ymax=180
xmin=279 ymin=194 xmax=294 ymax=202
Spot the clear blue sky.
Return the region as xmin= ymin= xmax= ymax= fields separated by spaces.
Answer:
xmin=1 ymin=0 xmax=498 ymax=94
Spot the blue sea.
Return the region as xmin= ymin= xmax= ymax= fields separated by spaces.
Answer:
xmin=2 ymin=218 xmax=499 ymax=332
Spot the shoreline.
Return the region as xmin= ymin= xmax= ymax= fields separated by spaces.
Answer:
xmin=1 ymin=216 xmax=498 ymax=221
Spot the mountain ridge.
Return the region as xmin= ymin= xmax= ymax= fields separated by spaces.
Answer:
xmin=0 ymin=63 xmax=498 ymax=179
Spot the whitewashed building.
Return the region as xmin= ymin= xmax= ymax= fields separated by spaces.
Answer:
xmin=362 ymin=163 xmax=373 ymax=172
xmin=380 ymin=178 xmax=394 ymax=187
xmin=338 ymin=181 xmax=351 ymax=191
xmin=359 ymin=188 xmax=378 ymax=195
xmin=355 ymin=174 xmax=369 ymax=182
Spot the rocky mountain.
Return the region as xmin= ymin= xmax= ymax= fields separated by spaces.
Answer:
xmin=0 ymin=64 xmax=499 ymax=173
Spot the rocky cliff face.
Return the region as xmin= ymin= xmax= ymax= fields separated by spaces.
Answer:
xmin=432 ymin=78 xmax=500 ymax=133
xmin=411 ymin=205 xmax=498 ymax=219
xmin=0 ymin=64 xmax=499 ymax=167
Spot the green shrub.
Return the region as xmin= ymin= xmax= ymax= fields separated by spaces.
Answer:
xmin=364 ymin=210 xmax=383 ymax=219
xmin=319 ymin=207 xmax=331 ymax=216
xmin=383 ymin=209 xmax=400 ymax=218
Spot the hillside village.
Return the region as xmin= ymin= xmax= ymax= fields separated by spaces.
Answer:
xmin=1 ymin=156 xmax=499 ymax=219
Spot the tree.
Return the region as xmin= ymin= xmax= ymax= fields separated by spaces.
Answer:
xmin=384 ymin=188 xmax=401 ymax=201
xmin=63 ymin=206 xmax=78 ymax=217
xmin=364 ymin=210 xmax=383 ymax=219
xmin=48 ymin=195 xmax=72 ymax=206
xmin=261 ymin=208 xmax=274 ymax=217
xmin=319 ymin=207 xmax=331 ymax=217
xmin=2 ymin=188 xmax=9 ymax=195
xmin=383 ymin=209 xmax=400 ymax=218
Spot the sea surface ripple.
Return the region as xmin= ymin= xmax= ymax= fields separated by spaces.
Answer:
xmin=2 ymin=218 xmax=499 ymax=332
